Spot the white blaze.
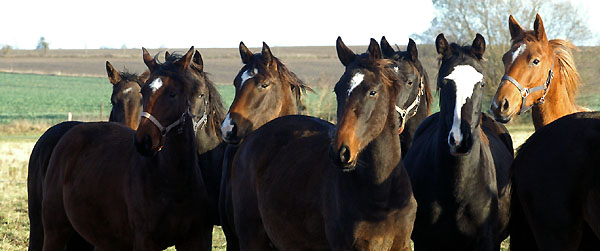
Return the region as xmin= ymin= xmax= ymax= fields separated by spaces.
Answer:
xmin=512 ymin=43 xmax=527 ymax=63
xmin=240 ymin=68 xmax=258 ymax=88
xmin=444 ymin=65 xmax=483 ymax=146
xmin=348 ymin=72 xmax=365 ymax=96
xmin=122 ymin=87 xmax=133 ymax=95
xmin=149 ymin=78 xmax=163 ymax=93
xmin=221 ymin=113 xmax=234 ymax=137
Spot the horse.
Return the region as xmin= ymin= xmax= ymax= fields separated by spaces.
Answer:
xmin=490 ymin=14 xmax=589 ymax=130
xmin=27 ymin=61 xmax=148 ymax=251
xmin=229 ymin=37 xmax=417 ymax=250
xmin=41 ymin=47 xmax=213 ymax=250
xmin=380 ymin=36 xmax=433 ymax=157
xmin=403 ymin=34 xmax=514 ymax=250
xmin=509 ymin=112 xmax=600 ymax=251
xmin=218 ymin=41 xmax=311 ymax=250
xmin=166 ymin=49 xmax=228 ymax=230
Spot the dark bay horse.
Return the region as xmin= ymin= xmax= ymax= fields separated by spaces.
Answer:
xmin=218 ymin=41 xmax=311 ymax=250
xmin=403 ymin=34 xmax=514 ymax=250
xmin=166 ymin=49 xmax=228 ymax=229
xmin=229 ymin=37 xmax=417 ymax=250
xmin=27 ymin=61 xmax=148 ymax=251
xmin=41 ymin=47 xmax=213 ymax=250
xmin=380 ymin=36 xmax=433 ymax=157
xmin=490 ymin=14 xmax=589 ymax=130
xmin=510 ymin=112 xmax=600 ymax=251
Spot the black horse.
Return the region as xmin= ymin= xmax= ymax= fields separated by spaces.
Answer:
xmin=403 ymin=34 xmax=513 ymax=250
xmin=380 ymin=36 xmax=433 ymax=157
xmin=510 ymin=112 xmax=600 ymax=251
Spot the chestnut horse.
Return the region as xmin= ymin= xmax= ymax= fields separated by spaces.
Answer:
xmin=27 ymin=62 xmax=148 ymax=251
xmin=218 ymin=41 xmax=311 ymax=250
xmin=229 ymin=37 xmax=417 ymax=250
xmin=41 ymin=47 xmax=213 ymax=250
xmin=403 ymin=34 xmax=513 ymax=250
xmin=510 ymin=112 xmax=600 ymax=251
xmin=490 ymin=14 xmax=589 ymax=130
xmin=380 ymin=36 xmax=433 ymax=157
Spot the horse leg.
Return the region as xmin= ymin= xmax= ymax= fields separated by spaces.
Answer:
xmin=220 ymin=145 xmax=240 ymax=251
xmin=175 ymin=225 xmax=213 ymax=251
xmin=232 ymin=186 xmax=271 ymax=250
xmin=509 ymin=189 xmax=539 ymax=251
xmin=390 ymin=197 xmax=417 ymax=251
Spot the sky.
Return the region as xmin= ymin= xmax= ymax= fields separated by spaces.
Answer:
xmin=1 ymin=0 xmax=598 ymax=50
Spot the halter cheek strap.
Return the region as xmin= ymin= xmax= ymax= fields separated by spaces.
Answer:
xmin=396 ymin=76 xmax=425 ymax=131
xmin=502 ymin=55 xmax=555 ymax=114
xmin=141 ymin=96 xmax=209 ymax=137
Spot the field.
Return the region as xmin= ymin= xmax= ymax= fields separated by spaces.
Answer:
xmin=1 ymin=45 xmax=599 ymax=250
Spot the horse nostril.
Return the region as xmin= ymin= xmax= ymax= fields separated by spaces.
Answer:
xmin=502 ymin=98 xmax=510 ymax=112
xmin=338 ymin=145 xmax=351 ymax=164
xmin=226 ymin=122 xmax=238 ymax=140
xmin=449 ymin=133 xmax=456 ymax=146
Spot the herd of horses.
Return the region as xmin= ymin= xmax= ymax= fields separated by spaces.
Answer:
xmin=25 ymin=14 xmax=598 ymax=251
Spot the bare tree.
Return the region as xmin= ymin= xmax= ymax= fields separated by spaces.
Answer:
xmin=36 ymin=37 xmax=49 ymax=54
xmin=413 ymin=0 xmax=592 ymax=101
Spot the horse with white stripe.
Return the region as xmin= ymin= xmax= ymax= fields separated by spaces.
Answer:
xmin=403 ymin=34 xmax=514 ymax=250
xmin=219 ymin=41 xmax=312 ymax=250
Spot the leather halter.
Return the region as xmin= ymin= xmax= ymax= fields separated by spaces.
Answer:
xmin=396 ymin=76 xmax=424 ymax=122
xmin=141 ymin=97 xmax=209 ymax=137
xmin=501 ymin=55 xmax=555 ymax=114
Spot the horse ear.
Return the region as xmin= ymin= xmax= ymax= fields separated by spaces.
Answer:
xmin=239 ymin=42 xmax=253 ymax=65
xmin=367 ymin=38 xmax=382 ymax=61
xmin=165 ymin=51 xmax=171 ymax=60
xmin=138 ymin=71 xmax=150 ymax=86
xmin=407 ymin=38 xmax=419 ymax=62
xmin=336 ymin=36 xmax=356 ymax=67
xmin=193 ymin=50 xmax=204 ymax=72
xmin=508 ymin=15 xmax=524 ymax=40
xmin=471 ymin=33 xmax=486 ymax=60
xmin=262 ymin=42 xmax=275 ymax=68
xmin=533 ymin=13 xmax=548 ymax=42
xmin=105 ymin=61 xmax=121 ymax=85
xmin=142 ymin=47 xmax=156 ymax=72
xmin=380 ymin=36 xmax=395 ymax=58
xmin=174 ymin=46 xmax=194 ymax=71
xmin=435 ymin=33 xmax=451 ymax=59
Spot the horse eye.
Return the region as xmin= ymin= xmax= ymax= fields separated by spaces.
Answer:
xmin=533 ymin=59 xmax=540 ymax=65
xmin=407 ymin=81 xmax=413 ymax=86
xmin=369 ymin=90 xmax=377 ymax=96
xmin=260 ymin=83 xmax=269 ymax=89
xmin=480 ymin=81 xmax=485 ymax=87
xmin=169 ymin=92 xmax=177 ymax=98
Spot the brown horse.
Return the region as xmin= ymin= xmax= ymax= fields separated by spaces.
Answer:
xmin=403 ymin=34 xmax=513 ymax=250
xmin=510 ymin=112 xmax=600 ymax=251
xmin=41 ymin=47 xmax=213 ymax=250
xmin=229 ymin=37 xmax=417 ymax=250
xmin=490 ymin=14 xmax=589 ymax=130
xmin=380 ymin=36 xmax=433 ymax=157
xmin=218 ymin=41 xmax=311 ymax=250
xmin=27 ymin=62 xmax=148 ymax=251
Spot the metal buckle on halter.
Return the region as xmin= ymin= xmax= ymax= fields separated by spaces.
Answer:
xmin=520 ymin=88 xmax=530 ymax=98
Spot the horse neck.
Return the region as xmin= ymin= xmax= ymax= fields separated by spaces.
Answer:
xmin=195 ymin=104 xmax=225 ymax=154
xmin=531 ymin=67 xmax=578 ymax=129
xmin=278 ymin=82 xmax=299 ymax=116
xmin=437 ymin=111 xmax=485 ymax=181
xmin=154 ymin=117 xmax=202 ymax=184
xmin=355 ymin=110 xmax=403 ymax=187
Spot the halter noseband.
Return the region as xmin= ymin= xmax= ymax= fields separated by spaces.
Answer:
xmin=396 ymin=76 xmax=424 ymax=122
xmin=141 ymin=96 xmax=209 ymax=137
xmin=501 ymin=55 xmax=555 ymax=114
